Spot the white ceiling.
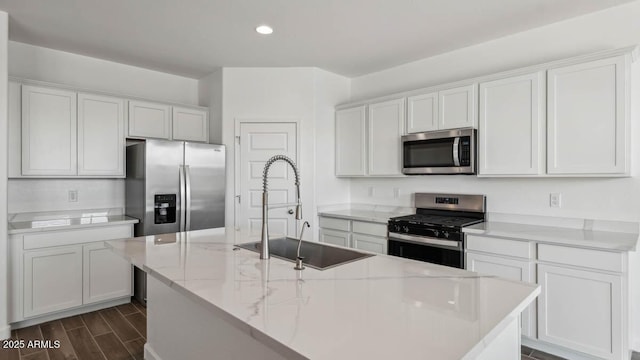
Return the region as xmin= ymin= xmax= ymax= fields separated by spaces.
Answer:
xmin=0 ymin=0 xmax=635 ymax=78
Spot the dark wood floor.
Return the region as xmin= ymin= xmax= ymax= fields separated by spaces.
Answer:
xmin=522 ymin=345 xmax=567 ymax=360
xmin=0 ymin=300 xmax=146 ymax=360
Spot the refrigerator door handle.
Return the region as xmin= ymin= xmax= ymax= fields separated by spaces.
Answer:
xmin=179 ymin=165 xmax=186 ymax=232
xmin=185 ymin=165 xmax=192 ymax=231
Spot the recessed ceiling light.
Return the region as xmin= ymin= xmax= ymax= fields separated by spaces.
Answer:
xmin=255 ymin=25 xmax=273 ymax=35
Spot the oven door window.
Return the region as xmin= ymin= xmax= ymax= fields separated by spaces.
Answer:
xmin=388 ymin=240 xmax=463 ymax=268
xmin=403 ymin=138 xmax=455 ymax=168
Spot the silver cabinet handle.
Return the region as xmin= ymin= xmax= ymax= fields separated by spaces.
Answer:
xmin=185 ymin=165 xmax=192 ymax=231
xmin=179 ymin=165 xmax=186 ymax=232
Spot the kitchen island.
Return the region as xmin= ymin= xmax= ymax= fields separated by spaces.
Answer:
xmin=106 ymin=228 xmax=539 ymax=360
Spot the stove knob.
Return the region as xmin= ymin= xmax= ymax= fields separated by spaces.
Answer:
xmin=402 ymin=226 xmax=409 ymax=233
xmin=394 ymin=225 xmax=401 ymax=232
xmin=433 ymin=230 xmax=439 ymax=237
xmin=443 ymin=231 xmax=449 ymax=238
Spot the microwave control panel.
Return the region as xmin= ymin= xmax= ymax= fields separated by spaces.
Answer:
xmin=460 ymin=137 xmax=471 ymax=166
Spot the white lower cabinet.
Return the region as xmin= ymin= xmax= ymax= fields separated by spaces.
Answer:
xmin=10 ymin=224 xmax=133 ymax=323
xmin=24 ymin=246 xmax=83 ymax=318
xmin=466 ymin=234 xmax=630 ymax=360
xmin=537 ymin=264 xmax=622 ymax=360
xmin=319 ymin=216 xmax=388 ymax=255
xmin=83 ymin=242 xmax=132 ymax=304
xmin=319 ymin=228 xmax=350 ymax=247
xmin=466 ymin=252 xmax=536 ymax=338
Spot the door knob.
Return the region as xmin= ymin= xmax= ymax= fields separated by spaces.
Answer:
xmin=288 ymin=209 xmax=294 ymax=214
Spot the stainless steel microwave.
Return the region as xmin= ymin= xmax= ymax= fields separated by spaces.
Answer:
xmin=402 ymin=128 xmax=476 ymax=175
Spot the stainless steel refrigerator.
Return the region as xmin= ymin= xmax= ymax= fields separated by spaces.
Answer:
xmin=125 ymin=139 xmax=225 ymax=303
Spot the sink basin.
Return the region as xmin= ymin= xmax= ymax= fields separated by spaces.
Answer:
xmin=236 ymin=237 xmax=374 ymax=270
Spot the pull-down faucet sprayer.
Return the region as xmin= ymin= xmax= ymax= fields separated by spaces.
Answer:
xmin=261 ymin=155 xmax=302 ymax=260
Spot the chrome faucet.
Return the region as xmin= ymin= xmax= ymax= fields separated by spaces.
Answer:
xmin=261 ymin=155 xmax=302 ymax=260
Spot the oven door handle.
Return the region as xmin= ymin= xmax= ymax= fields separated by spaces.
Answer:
xmin=389 ymin=232 xmax=462 ymax=250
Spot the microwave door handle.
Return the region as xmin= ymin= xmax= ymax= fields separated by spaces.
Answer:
xmin=453 ymin=137 xmax=460 ymax=166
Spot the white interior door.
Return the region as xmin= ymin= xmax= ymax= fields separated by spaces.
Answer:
xmin=237 ymin=122 xmax=298 ymax=240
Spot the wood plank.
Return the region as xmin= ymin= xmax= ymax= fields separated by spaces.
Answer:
xmin=60 ymin=316 xmax=84 ymax=331
xmin=124 ymin=313 xmax=146 ymax=339
xmin=115 ymin=303 xmax=137 ymax=316
xmin=99 ymin=309 xmax=140 ymax=342
xmin=17 ymin=325 xmax=43 ymax=356
xmin=81 ymin=312 xmax=112 ymax=337
xmin=40 ymin=321 xmax=77 ymax=360
xmin=131 ymin=301 xmax=145 ymax=316
xmin=123 ymin=338 xmax=145 ymax=360
xmin=66 ymin=327 xmax=105 ymax=360
xmin=21 ymin=350 xmax=49 ymax=360
xmin=94 ymin=333 xmax=132 ymax=360
xmin=0 ymin=346 xmax=20 ymax=360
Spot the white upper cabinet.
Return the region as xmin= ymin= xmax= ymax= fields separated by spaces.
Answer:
xmin=8 ymin=81 xmax=22 ymax=178
xmin=335 ymin=106 xmax=367 ymax=176
xmin=172 ymin=106 xmax=209 ymax=142
xmin=128 ymin=100 xmax=171 ymax=139
xmin=547 ymin=56 xmax=629 ymax=175
xmin=22 ymin=85 xmax=77 ymax=176
xmin=439 ymin=84 xmax=477 ymax=129
xmin=77 ymin=93 xmax=125 ymax=176
xmin=479 ymin=72 xmax=545 ymax=176
xmin=368 ymin=98 xmax=405 ymax=176
xmin=407 ymin=92 xmax=438 ymax=133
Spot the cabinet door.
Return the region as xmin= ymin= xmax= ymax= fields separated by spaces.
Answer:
xmin=172 ymin=106 xmax=209 ymax=142
xmin=368 ymin=98 xmax=404 ymax=176
xmin=83 ymin=242 xmax=132 ymax=304
xmin=466 ymin=252 xmax=536 ymax=338
xmin=547 ymin=56 xmax=628 ymax=175
xmin=352 ymin=234 xmax=387 ymax=254
xmin=24 ymin=246 xmax=83 ymax=318
xmin=439 ymin=84 xmax=477 ymax=129
xmin=335 ymin=106 xmax=366 ymax=176
xmin=8 ymin=81 xmax=21 ymax=178
xmin=407 ymin=92 xmax=438 ymax=133
xmin=537 ymin=264 xmax=622 ymax=359
xmin=478 ymin=72 xmax=544 ymax=176
xmin=78 ymin=93 xmax=125 ymax=176
xmin=128 ymin=100 xmax=171 ymax=139
xmin=319 ymin=229 xmax=350 ymax=247
xmin=22 ymin=85 xmax=77 ymax=176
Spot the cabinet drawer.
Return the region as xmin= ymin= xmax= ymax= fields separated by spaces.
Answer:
xmin=353 ymin=233 xmax=387 ymax=254
xmin=319 ymin=217 xmax=351 ymax=231
xmin=538 ymin=244 xmax=623 ymax=273
xmin=352 ymin=221 xmax=387 ymax=237
xmin=24 ymin=225 xmax=133 ymax=250
xmin=466 ymin=235 xmax=533 ymax=259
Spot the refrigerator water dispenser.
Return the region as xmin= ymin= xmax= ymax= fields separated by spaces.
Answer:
xmin=154 ymin=194 xmax=176 ymax=224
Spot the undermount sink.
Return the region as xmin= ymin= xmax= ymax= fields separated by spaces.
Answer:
xmin=237 ymin=237 xmax=374 ymax=270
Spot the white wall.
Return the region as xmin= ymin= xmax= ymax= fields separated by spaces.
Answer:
xmin=351 ymin=1 xmax=640 ymax=101
xmin=347 ymin=1 xmax=640 ymax=225
xmin=198 ymin=69 xmax=223 ymax=144
xmin=221 ymin=67 xmax=350 ymax=240
xmin=9 ymin=41 xmax=199 ymax=105
xmin=7 ymin=179 xmax=125 ymax=214
xmin=0 ymin=11 xmax=9 ymax=340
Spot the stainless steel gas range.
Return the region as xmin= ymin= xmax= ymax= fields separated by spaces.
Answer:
xmin=387 ymin=193 xmax=486 ymax=268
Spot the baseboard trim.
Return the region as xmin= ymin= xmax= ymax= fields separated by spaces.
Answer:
xmin=10 ymin=297 xmax=130 ymax=330
xmin=0 ymin=324 xmax=11 ymax=340
xmin=144 ymin=343 xmax=161 ymax=360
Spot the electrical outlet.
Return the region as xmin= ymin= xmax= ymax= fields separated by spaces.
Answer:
xmin=68 ymin=190 xmax=78 ymax=202
xmin=368 ymin=186 xmax=374 ymax=197
xmin=549 ymin=193 xmax=561 ymax=208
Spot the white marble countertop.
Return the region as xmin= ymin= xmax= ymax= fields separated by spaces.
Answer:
xmin=318 ymin=208 xmax=412 ymax=224
xmin=8 ymin=209 xmax=139 ymax=234
xmin=106 ymin=228 xmax=539 ymax=360
xmin=464 ymin=222 xmax=639 ymax=252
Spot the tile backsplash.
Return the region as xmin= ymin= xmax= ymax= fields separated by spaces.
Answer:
xmin=8 ymin=179 xmax=125 ymax=214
